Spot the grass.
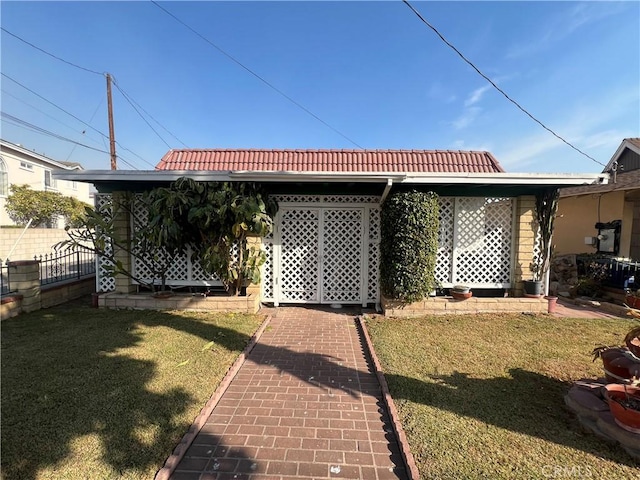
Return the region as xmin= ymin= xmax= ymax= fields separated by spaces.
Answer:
xmin=1 ymin=298 xmax=264 ymax=480
xmin=365 ymin=313 xmax=639 ymax=479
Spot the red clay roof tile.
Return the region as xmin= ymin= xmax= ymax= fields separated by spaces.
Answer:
xmin=155 ymin=149 xmax=506 ymax=173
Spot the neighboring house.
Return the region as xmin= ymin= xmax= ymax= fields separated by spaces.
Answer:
xmin=56 ymin=148 xmax=606 ymax=305
xmin=555 ymin=138 xmax=640 ymax=260
xmin=0 ymin=139 xmax=93 ymax=228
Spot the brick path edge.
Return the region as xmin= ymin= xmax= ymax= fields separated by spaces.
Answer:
xmin=357 ymin=315 xmax=421 ymax=480
xmin=154 ymin=314 xmax=273 ymax=480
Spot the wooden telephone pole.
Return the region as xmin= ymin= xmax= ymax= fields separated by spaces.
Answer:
xmin=106 ymin=73 xmax=117 ymax=170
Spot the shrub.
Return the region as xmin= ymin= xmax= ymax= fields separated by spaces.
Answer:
xmin=380 ymin=190 xmax=439 ymax=302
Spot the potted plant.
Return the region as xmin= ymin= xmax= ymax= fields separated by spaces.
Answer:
xmin=451 ymin=285 xmax=472 ymax=300
xmin=592 ymin=310 xmax=640 ymax=383
xmin=524 ymin=190 xmax=559 ymax=298
xmin=625 ymin=288 xmax=640 ymax=310
xmin=604 ymin=381 xmax=640 ymax=433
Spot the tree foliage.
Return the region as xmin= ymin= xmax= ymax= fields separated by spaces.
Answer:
xmin=148 ymin=178 xmax=278 ymax=295
xmin=380 ymin=190 xmax=440 ymax=302
xmin=5 ymin=184 xmax=91 ymax=228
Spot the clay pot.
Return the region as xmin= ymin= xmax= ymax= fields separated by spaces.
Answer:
xmin=604 ymin=384 xmax=640 ymax=434
xmin=451 ymin=291 xmax=472 ymax=300
xmin=598 ymin=348 xmax=640 ymax=383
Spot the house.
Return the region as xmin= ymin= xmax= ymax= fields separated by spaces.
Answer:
xmin=555 ymin=138 xmax=640 ymax=260
xmin=55 ymin=148 xmax=607 ymax=311
xmin=0 ymin=139 xmax=93 ymax=227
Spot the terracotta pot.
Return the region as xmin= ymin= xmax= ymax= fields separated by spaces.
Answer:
xmin=451 ymin=291 xmax=472 ymax=300
xmin=604 ymin=384 xmax=640 ymax=434
xmin=625 ymin=294 xmax=640 ymax=309
xmin=545 ymin=296 xmax=558 ymax=313
xmin=599 ymin=347 xmax=640 ymax=383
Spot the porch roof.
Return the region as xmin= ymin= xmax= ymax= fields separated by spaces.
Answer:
xmin=54 ymin=169 xmax=609 ymax=198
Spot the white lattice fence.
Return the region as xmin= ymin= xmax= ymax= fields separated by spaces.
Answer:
xmin=95 ymin=194 xmax=115 ymax=293
xmin=263 ymin=195 xmax=381 ymax=305
xmin=321 ymin=208 xmax=363 ymax=303
xmin=436 ymin=197 xmax=514 ymax=287
xmin=130 ymin=195 xmax=220 ymax=287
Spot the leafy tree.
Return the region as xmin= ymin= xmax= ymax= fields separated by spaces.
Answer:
xmin=5 ymin=184 xmax=91 ymax=228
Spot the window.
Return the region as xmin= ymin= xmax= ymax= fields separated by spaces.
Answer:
xmin=0 ymin=156 xmax=7 ymax=196
xmin=44 ymin=170 xmax=57 ymax=189
xmin=71 ymin=180 xmax=78 ymax=190
xmin=19 ymin=161 xmax=34 ymax=171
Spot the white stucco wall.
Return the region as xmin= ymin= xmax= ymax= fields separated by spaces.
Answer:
xmin=0 ymin=142 xmax=92 ymax=227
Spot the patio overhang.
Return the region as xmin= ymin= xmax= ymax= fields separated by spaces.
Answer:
xmin=54 ymin=169 xmax=609 ymax=196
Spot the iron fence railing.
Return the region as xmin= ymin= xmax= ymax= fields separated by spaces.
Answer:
xmin=36 ymin=249 xmax=96 ymax=286
xmin=1 ymin=259 xmax=11 ymax=295
xmin=577 ymin=255 xmax=639 ymax=290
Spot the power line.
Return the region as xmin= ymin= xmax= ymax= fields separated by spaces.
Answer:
xmin=112 ymin=78 xmax=189 ymax=148
xmin=112 ymin=80 xmax=171 ymax=149
xmin=401 ymin=0 xmax=605 ymax=167
xmin=2 ymin=72 xmax=156 ymax=169
xmin=150 ymin=0 xmax=364 ymax=149
xmin=1 ymin=28 xmax=185 ymax=161
xmin=1 ymin=27 xmax=103 ymax=76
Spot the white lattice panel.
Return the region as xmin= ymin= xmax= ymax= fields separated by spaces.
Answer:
xmin=453 ymin=197 xmax=513 ymax=285
xmin=261 ymin=231 xmax=274 ymax=300
xmin=321 ymin=209 xmax=363 ymax=303
xmin=367 ymin=207 xmax=381 ymax=302
xmin=95 ymin=194 xmax=115 ymax=292
xmin=435 ymin=197 xmax=454 ymax=285
xmin=274 ymin=195 xmax=380 ymax=204
xmin=279 ymin=209 xmax=320 ymax=302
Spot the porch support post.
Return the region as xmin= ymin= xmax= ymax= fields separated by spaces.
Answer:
xmin=512 ymin=195 xmax=536 ymax=297
xmin=112 ymin=191 xmax=136 ymax=294
xmin=246 ymin=235 xmax=262 ymax=300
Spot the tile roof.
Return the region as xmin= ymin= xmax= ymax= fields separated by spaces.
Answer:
xmin=155 ymin=149 xmax=505 ymax=173
xmin=626 ymin=138 xmax=640 ymax=149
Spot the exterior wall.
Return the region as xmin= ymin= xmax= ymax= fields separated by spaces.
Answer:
xmin=555 ymin=191 xmax=627 ymax=256
xmin=40 ymin=277 xmax=95 ymax=309
xmin=0 ymin=143 xmax=92 ymax=227
xmin=0 ymin=228 xmax=75 ymax=261
xmin=621 ymin=200 xmax=635 ymax=258
xmin=631 ymin=200 xmax=640 ymax=261
xmin=512 ymin=195 xmax=537 ymax=297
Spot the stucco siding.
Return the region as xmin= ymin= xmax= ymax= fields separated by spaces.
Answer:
xmin=555 ymin=191 xmax=628 ymax=256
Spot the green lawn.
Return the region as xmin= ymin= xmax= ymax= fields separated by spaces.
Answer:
xmin=1 ymin=299 xmax=263 ymax=480
xmin=365 ymin=313 xmax=639 ymax=479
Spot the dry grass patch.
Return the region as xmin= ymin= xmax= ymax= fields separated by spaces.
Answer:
xmin=1 ymin=299 xmax=263 ymax=480
xmin=366 ymin=313 xmax=639 ymax=479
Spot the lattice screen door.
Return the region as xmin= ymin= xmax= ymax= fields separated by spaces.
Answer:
xmin=273 ymin=206 xmax=367 ymax=305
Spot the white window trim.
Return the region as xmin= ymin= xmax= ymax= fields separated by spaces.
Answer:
xmin=19 ymin=161 xmax=34 ymax=172
xmin=44 ymin=170 xmax=58 ymax=190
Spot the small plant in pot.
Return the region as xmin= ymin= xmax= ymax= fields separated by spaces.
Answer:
xmin=604 ymin=379 xmax=640 ymax=433
xmin=451 ymin=285 xmax=472 ymax=300
xmin=592 ymin=311 xmax=640 ymax=383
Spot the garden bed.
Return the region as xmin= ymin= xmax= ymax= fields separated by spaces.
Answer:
xmin=97 ymin=291 xmax=261 ymax=314
xmin=381 ymin=294 xmax=547 ymax=316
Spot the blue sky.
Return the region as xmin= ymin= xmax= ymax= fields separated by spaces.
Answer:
xmin=1 ymin=1 xmax=638 ymax=173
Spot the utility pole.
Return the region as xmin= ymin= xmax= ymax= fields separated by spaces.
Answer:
xmin=106 ymin=73 xmax=117 ymax=170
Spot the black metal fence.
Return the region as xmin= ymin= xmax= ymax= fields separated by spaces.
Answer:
xmin=577 ymin=255 xmax=639 ymax=290
xmin=36 ymin=249 xmax=96 ymax=286
xmin=1 ymin=260 xmax=11 ymax=295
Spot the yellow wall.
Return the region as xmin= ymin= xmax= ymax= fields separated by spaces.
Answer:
xmin=555 ymin=191 xmax=628 ymax=256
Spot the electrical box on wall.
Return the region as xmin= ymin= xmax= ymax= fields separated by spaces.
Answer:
xmin=595 ymin=220 xmax=621 ymax=255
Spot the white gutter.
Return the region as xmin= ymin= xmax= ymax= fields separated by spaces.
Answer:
xmin=380 ymin=179 xmax=393 ymax=203
xmin=54 ymin=169 xmax=609 ymax=186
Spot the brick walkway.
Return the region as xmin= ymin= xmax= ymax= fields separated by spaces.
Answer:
xmin=170 ymin=307 xmax=408 ymax=480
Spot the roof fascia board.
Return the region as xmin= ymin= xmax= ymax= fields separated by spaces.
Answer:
xmin=0 ymin=139 xmax=81 ymax=171
xmin=53 ymin=169 xmax=608 ymax=187
xmin=603 ymin=139 xmax=640 ymax=172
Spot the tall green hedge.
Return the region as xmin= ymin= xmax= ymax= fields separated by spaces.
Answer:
xmin=380 ymin=190 xmax=440 ymax=302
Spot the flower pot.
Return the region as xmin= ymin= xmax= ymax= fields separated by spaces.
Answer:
xmin=451 ymin=291 xmax=472 ymax=300
xmin=599 ymin=347 xmax=640 ymax=383
xmin=625 ymin=294 xmax=640 ymax=309
xmin=523 ymin=280 xmax=543 ymax=298
xmin=604 ymin=384 xmax=640 ymax=434
xmin=545 ymin=296 xmax=558 ymax=314
xmin=452 ymin=285 xmax=470 ymax=294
